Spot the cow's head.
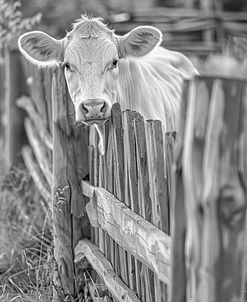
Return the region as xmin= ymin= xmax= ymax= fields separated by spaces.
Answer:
xmin=18 ymin=16 xmax=162 ymax=125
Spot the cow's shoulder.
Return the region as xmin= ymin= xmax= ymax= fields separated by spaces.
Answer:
xmin=147 ymin=46 xmax=198 ymax=79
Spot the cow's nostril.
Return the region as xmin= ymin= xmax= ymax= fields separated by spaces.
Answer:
xmin=80 ymin=104 xmax=89 ymax=114
xmin=100 ymin=102 xmax=106 ymax=113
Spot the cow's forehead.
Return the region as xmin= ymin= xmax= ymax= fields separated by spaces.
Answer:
xmin=67 ymin=17 xmax=114 ymax=40
xmin=64 ymin=37 xmax=118 ymax=66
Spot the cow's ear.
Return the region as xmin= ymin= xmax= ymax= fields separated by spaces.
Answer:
xmin=18 ymin=31 xmax=65 ymax=66
xmin=117 ymin=26 xmax=162 ymax=58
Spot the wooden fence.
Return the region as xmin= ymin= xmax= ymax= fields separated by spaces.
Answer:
xmin=15 ymin=55 xmax=175 ymax=301
xmin=110 ymin=7 xmax=247 ymax=57
xmin=75 ymin=104 xmax=175 ymax=302
xmin=171 ymin=76 xmax=247 ymax=302
xmin=4 ymin=50 xmax=247 ymax=301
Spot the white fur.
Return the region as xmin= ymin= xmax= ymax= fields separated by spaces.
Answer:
xmin=18 ymin=16 xmax=198 ymax=133
xmin=18 ymin=31 xmax=65 ymax=67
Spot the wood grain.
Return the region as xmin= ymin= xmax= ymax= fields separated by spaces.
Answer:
xmin=24 ymin=118 xmax=52 ymax=186
xmin=171 ymin=76 xmax=247 ymax=302
xmin=82 ymin=181 xmax=171 ymax=284
xmin=52 ymin=67 xmax=90 ymax=300
xmin=22 ymin=145 xmax=51 ymax=215
xmin=16 ymin=95 xmax=53 ymax=150
xmin=75 ymin=239 xmax=141 ymax=302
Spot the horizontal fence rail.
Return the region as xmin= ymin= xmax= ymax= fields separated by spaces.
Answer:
xmin=81 ymin=180 xmax=171 ymax=284
xmin=75 ymin=239 xmax=142 ymax=302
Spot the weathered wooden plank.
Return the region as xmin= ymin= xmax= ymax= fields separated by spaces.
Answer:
xmin=88 ymin=145 xmax=95 ymax=187
xmin=111 ymin=103 xmax=129 ymax=287
xmin=52 ymin=67 xmax=90 ymax=300
xmin=165 ymin=131 xmax=176 ymax=234
xmin=146 ymin=120 xmax=169 ymax=233
xmin=169 ymin=80 xmax=189 ymax=302
xmin=98 ymin=147 xmax=106 ymax=259
xmin=122 ymin=110 xmax=139 ymax=211
xmin=199 ymin=79 xmax=247 ymax=302
xmin=100 ymin=121 xmax=112 ymax=266
xmin=122 ymin=110 xmax=142 ymax=296
xmin=16 ymin=95 xmax=53 ymax=150
xmin=104 ymin=122 xmax=117 ymax=285
xmin=21 ymin=145 xmax=51 ymax=215
xmin=172 ymin=76 xmax=247 ymax=302
xmin=91 ymin=125 xmax=100 ymax=188
xmin=112 ymin=103 xmax=125 ymax=201
xmin=89 ymin=126 xmax=101 ymax=250
xmin=146 ymin=120 xmax=168 ymax=301
xmin=75 ymin=239 xmax=141 ymax=302
xmin=134 ymin=116 xmax=152 ymax=222
xmin=82 ymin=181 xmax=171 ymax=284
xmin=134 ymin=115 xmax=154 ymax=302
xmin=24 ymin=118 xmax=52 ymax=186
xmin=106 ymin=125 xmax=114 ymax=193
xmin=42 ymin=66 xmax=54 ymax=135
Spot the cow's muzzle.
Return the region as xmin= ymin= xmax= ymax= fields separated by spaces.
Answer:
xmin=76 ymin=98 xmax=110 ymax=125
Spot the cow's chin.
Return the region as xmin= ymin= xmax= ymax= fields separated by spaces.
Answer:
xmin=83 ymin=118 xmax=108 ymax=126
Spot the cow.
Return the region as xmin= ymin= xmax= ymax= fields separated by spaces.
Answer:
xmin=18 ymin=15 xmax=198 ymax=136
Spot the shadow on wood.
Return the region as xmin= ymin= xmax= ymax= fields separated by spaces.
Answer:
xmin=170 ymin=76 xmax=247 ymax=302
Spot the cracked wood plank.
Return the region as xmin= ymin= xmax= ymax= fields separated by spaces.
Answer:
xmin=75 ymin=239 xmax=141 ymax=302
xmin=82 ymin=180 xmax=171 ymax=284
xmin=52 ymin=67 xmax=90 ymax=300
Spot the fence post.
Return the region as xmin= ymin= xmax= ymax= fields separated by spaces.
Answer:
xmin=170 ymin=76 xmax=247 ymax=302
xmin=52 ymin=67 xmax=90 ymax=300
xmin=4 ymin=49 xmax=28 ymax=168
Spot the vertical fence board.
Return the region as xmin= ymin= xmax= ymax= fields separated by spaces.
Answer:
xmin=171 ymin=76 xmax=247 ymax=302
xmin=52 ymin=67 xmax=90 ymax=300
xmin=165 ymin=131 xmax=176 ymax=235
xmin=146 ymin=120 xmax=168 ymax=233
xmin=89 ymin=126 xmax=100 ymax=248
xmin=112 ymin=103 xmax=125 ymax=200
xmin=146 ymin=120 xmax=168 ymax=302
xmin=134 ymin=116 xmax=155 ymax=302
xmin=122 ymin=110 xmax=142 ymax=297
xmin=101 ymin=121 xmax=111 ymax=265
xmin=43 ymin=66 xmax=54 ymax=135
xmin=111 ymin=103 xmax=129 ymax=287
xmin=169 ymin=81 xmax=189 ymax=302
xmin=106 ymin=124 xmax=115 ymax=275
xmin=123 ymin=110 xmax=139 ymax=211
xmin=134 ymin=116 xmax=152 ymax=222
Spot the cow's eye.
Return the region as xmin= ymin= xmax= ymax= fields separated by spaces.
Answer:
xmin=110 ymin=59 xmax=118 ymax=69
xmin=64 ymin=62 xmax=72 ymax=72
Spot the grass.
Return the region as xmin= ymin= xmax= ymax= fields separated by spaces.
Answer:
xmin=0 ymin=140 xmax=53 ymax=302
xmin=0 ymin=142 xmax=89 ymax=302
